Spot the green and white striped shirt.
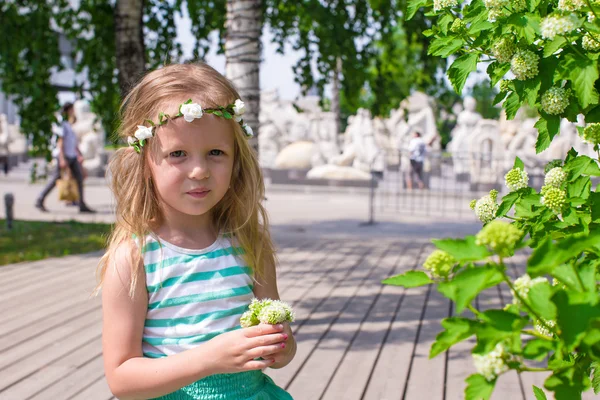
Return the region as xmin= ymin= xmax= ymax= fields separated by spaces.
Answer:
xmin=138 ymin=235 xmax=254 ymax=358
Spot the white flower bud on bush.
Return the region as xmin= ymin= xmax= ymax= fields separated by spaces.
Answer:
xmin=492 ymin=37 xmax=516 ymax=63
xmin=434 ymin=0 xmax=458 ymax=11
xmin=476 ymin=220 xmax=523 ymax=257
xmin=473 ymin=343 xmax=510 ymax=381
xmin=558 ymin=0 xmax=584 ymax=11
xmin=540 ymin=185 xmax=567 ymax=213
xmin=583 ymin=33 xmax=600 ymax=51
xmin=423 ymin=250 xmax=456 ymax=278
xmin=505 ymin=168 xmax=529 ymax=191
xmin=540 ymin=14 xmax=580 ymax=40
xmin=512 ymin=274 xmax=547 ymax=304
xmin=473 ymin=190 xmax=499 ymax=224
xmin=581 ymin=123 xmax=600 ymax=144
xmin=541 ymin=87 xmax=570 ymax=115
xmin=510 ymin=50 xmax=539 ymax=80
xmin=544 ymin=167 xmax=567 ymax=187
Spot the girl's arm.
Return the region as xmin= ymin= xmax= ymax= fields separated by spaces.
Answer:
xmin=102 ymin=241 xmax=285 ymax=400
xmin=253 ymin=258 xmax=297 ymax=369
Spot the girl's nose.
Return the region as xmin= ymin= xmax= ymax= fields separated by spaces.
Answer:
xmin=189 ymin=159 xmax=210 ymax=180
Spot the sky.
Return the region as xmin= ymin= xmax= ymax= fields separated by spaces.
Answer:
xmin=175 ymin=9 xmax=304 ymax=101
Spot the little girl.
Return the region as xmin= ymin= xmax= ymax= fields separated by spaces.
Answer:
xmin=97 ymin=63 xmax=296 ymax=400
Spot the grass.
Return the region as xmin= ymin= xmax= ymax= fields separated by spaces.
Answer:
xmin=0 ymin=219 xmax=112 ymax=265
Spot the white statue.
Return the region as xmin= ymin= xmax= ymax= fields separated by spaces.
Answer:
xmin=468 ymin=120 xmax=504 ymax=187
xmin=449 ymin=96 xmax=483 ymax=175
xmin=71 ymin=100 xmax=105 ymax=176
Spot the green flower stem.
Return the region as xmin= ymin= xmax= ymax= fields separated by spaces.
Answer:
xmin=467 ymin=304 xmax=483 ymax=318
xmin=499 ymin=259 xmax=555 ymax=335
xmin=522 ymin=329 xmax=554 ymax=341
xmin=503 ymin=215 xmax=522 ymax=221
xmin=585 ymin=0 xmax=600 ymax=21
xmin=518 ymin=366 xmax=551 ymax=372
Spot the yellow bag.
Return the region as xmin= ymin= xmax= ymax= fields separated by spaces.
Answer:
xmin=57 ymin=170 xmax=80 ymax=202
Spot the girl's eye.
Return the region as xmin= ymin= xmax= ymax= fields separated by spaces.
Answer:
xmin=209 ymin=149 xmax=224 ymax=156
xmin=169 ymin=150 xmax=186 ymax=158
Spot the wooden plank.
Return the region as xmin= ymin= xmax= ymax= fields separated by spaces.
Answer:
xmin=0 ymin=339 xmax=102 ymax=399
xmin=403 ymin=286 xmax=451 ymax=400
xmin=266 ymin=243 xmax=383 ymax=390
xmin=277 ymin=240 xmax=336 ymax=292
xmin=0 ymin=298 xmax=100 ymax=352
xmin=0 ymin=309 xmax=101 ymax=372
xmin=321 ymin=244 xmax=422 ymax=400
xmin=0 ymin=320 xmax=101 ymax=391
xmin=64 ymin=374 xmax=113 ymax=400
xmin=283 ymin=243 xmax=392 ymax=399
xmin=28 ymin=356 xmax=106 ymax=400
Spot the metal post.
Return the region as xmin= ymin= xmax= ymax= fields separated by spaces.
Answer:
xmin=361 ymin=151 xmax=382 ymax=226
xmin=5 ymin=193 xmax=14 ymax=230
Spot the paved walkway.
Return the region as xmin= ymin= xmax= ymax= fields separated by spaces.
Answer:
xmin=2 ymin=169 xmax=591 ymax=400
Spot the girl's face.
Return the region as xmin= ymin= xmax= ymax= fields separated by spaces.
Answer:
xmin=147 ymin=113 xmax=235 ymax=223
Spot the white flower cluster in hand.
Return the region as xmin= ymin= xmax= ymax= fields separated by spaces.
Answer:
xmin=471 ymin=190 xmax=499 ymax=224
xmin=535 ymin=319 xmax=556 ymax=337
xmin=541 ymin=87 xmax=570 ymax=115
xmin=505 ymin=168 xmax=529 ymax=191
xmin=492 ymin=37 xmax=516 ymax=63
xmin=510 ymin=50 xmax=539 ymax=80
xmin=540 ymin=14 xmax=580 ymax=40
xmin=240 ymin=298 xmax=295 ymax=327
xmin=540 ymin=185 xmax=567 ymax=213
xmin=583 ymin=33 xmax=600 ymax=51
xmin=544 ymin=167 xmax=567 ymax=187
xmin=423 ymin=250 xmax=456 ymax=278
xmin=473 ymin=343 xmax=510 ymax=381
xmin=558 ymin=0 xmax=585 ymax=11
xmin=512 ymin=274 xmax=547 ymax=304
xmin=433 ymin=0 xmax=458 ymax=12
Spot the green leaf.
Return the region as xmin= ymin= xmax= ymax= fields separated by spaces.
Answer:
xmin=527 ymin=282 xmax=557 ymax=321
xmin=514 ymin=156 xmax=524 ymax=170
xmin=565 ymin=155 xmax=593 ymax=181
xmin=553 ymin=263 xmax=588 ymax=291
xmin=382 ymin=271 xmax=433 ymax=287
xmin=480 ymin=309 xmax=528 ymax=331
xmin=429 ymin=37 xmax=466 ymax=57
xmin=430 ymin=317 xmax=477 ymax=358
xmin=528 ymin=232 xmax=600 ymax=276
xmin=552 ymin=290 xmax=600 ymax=350
xmin=566 ymin=54 xmax=600 ymax=108
xmin=534 ymin=115 xmax=560 ymax=153
xmin=567 ymin=176 xmax=591 ymax=199
xmin=493 ymin=91 xmax=508 ymax=106
xmin=497 ymin=191 xmax=520 ymax=218
xmin=465 ymin=374 xmax=495 ymax=400
xmin=487 ymin=62 xmax=511 ymax=86
xmin=145 ymin=119 xmax=156 ymax=127
xmin=584 ymin=160 xmax=600 ymax=176
xmin=448 ymin=53 xmax=479 ymax=94
xmin=407 ymin=0 xmax=429 ymax=20
xmin=533 ymin=385 xmax=548 ymax=400
xmin=523 ymin=339 xmax=555 ymax=361
xmin=507 ymin=14 xmax=540 ymax=44
xmin=504 ymin=92 xmax=522 ymax=120
xmin=543 ymin=37 xmax=567 ymax=58
xmin=213 ymin=110 xmax=223 ymax=117
xmin=438 ymin=14 xmax=454 ymax=35
xmin=222 ymin=111 xmax=233 ymax=119
xmin=438 ymin=266 xmax=503 ymax=313
xmin=592 ymin=361 xmax=600 ymax=394
xmin=469 ymin=19 xmax=494 ymax=35
xmin=591 ymin=192 xmax=600 ymax=222
xmin=184 ymin=99 xmax=193 ymax=104
xmin=433 ymin=236 xmax=492 ymax=262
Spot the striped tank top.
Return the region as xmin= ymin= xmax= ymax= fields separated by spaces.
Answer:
xmin=138 ymin=234 xmax=255 ymax=358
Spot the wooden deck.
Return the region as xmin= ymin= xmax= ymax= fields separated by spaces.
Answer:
xmin=0 ymin=235 xmax=593 ymax=400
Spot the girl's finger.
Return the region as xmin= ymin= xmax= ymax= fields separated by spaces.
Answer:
xmin=248 ymin=332 xmax=288 ymax=349
xmin=244 ymin=324 xmax=283 ymax=338
xmin=248 ymin=342 xmax=286 ymax=359
xmin=244 ymin=358 xmax=276 ymax=370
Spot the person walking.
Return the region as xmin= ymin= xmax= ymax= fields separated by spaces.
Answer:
xmin=35 ymin=102 xmax=95 ymax=213
xmin=407 ymin=130 xmax=426 ymax=190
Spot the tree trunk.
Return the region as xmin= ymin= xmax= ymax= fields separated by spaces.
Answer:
xmin=225 ymin=0 xmax=262 ymax=150
xmin=115 ymin=0 xmax=145 ymax=97
xmin=331 ymin=57 xmax=342 ymax=139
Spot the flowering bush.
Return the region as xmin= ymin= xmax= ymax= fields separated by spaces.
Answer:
xmin=384 ymin=1 xmax=600 ymax=396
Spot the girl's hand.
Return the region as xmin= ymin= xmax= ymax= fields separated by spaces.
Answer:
xmin=268 ymin=323 xmax=296 ymax=369
xmin=204 ymin=324 xmax=288 ymax=374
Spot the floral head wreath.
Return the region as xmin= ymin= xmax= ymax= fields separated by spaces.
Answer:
xmin=127 ymin=99 xmax=253 ymax=153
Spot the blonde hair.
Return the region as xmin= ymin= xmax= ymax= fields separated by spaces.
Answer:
xmin=96 ymin=63 xmax=275 ymax=297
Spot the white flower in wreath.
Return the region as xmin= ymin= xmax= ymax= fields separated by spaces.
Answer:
xmin=127 ymin=136 xmax=137 ymax=145
xmin=134 ymin=125 xmax=154 ymax=141
xmin=243 ymin=124 xmax=254 ymax=138
xmin=180 ymin=103 xmax=204 ymax=122
xmin=233 ymin=99 xmax=246 ymax=122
